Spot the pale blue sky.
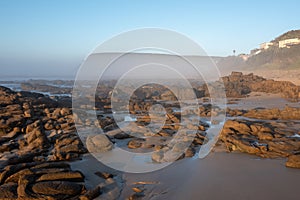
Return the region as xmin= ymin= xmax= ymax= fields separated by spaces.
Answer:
xmin=0 ymin=0 xmax=300 ymax=77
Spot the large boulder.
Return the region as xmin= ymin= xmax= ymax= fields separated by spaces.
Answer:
xmin=86 ymin=134 xmax=113 ymax=153
xmin=128 ymin=138 xmax=145 ymax=149
xmin=36 ymin=171 xmax=84 ymax=182
xmin=286 ymin=154 xmax=300 ymax=168
xmin=31 ymin=181 xmax=83 ymax=196
xmin=0 ymin=183 xmax=18 ymax=199
xmin=221 ymin=72 xmax=299 ymax=101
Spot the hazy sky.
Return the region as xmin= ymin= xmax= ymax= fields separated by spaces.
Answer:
xmin=0 ymin=0 xmax=300 ymax=77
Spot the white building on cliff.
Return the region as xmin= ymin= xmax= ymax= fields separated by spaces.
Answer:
xmin=279 ymin=38 xmax=300 ymax=48
xmin=260 ymin=42 xmax=274 ymax=50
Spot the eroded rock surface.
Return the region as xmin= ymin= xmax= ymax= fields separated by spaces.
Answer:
xmin=0 ymin=86 xmax=121 ymax=199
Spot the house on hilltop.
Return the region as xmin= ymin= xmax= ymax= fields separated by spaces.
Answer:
xmin=260 ymin=42 xmax=274 ymax=50
xmin=279 ymin=38 xmax=300 ymax=48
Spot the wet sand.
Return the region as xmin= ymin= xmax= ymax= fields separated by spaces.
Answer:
xmin=241 ymin=69 xmax=300 ymax=86
xmin=120 ymin=152 xmax=300 ymax=200
xmin=70 ymin=152 xmax=300 ymax=200
xmin=227 ymin=92 xmax=300 ymax=110
xmin=68 ymin=93 xmax=300 ymax=200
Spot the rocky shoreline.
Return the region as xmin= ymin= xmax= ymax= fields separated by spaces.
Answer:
xmin=0 ymin=86 xmax=118 ymax=199
xmin=0 ymin=72 xmax=300 ymax=199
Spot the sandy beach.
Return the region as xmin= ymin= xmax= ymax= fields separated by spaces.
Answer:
xmin=241 ymin=69 xmax=300 ymax=86
xmin=227 ymin=92 xmax=300 ymax=110
xmin=0 ymin=72 xmax=299 ymax=199
xmin=71 ymin=151 xmax=300 ymax=200
xmin=120 ymin=152 xmax=300 ymax=200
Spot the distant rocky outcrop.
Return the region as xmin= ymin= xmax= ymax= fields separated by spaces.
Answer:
xmin=20 ymin=81 xmax=72 ymax=95
xmin=221 ymin=72 xmax=300 ymax=101
xmin=1 ymin=68 xmax=300 ymax=200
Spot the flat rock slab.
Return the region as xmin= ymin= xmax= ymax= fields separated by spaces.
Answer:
xmin=86 ymin=134 xmax=113 ymax=153
xmin=286 ymin=154 xmax=300 ymax=168
xmin=31 ymin=181 xmax=83 ymax=196
xmin=36 ymin=171 xmax=84 ymax=182
xmin=0 ymin=183 xmax=18 ymax=199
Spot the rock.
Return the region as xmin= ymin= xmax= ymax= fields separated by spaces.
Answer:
xmin=128 ymin=138 xmax=145 ymax=149
xmin=257 ymin=131 xmax=273 ymax=140
xmin=113 ymin=132 xmax=131 ymax=139
xmin=51 ymin=134 xmax=87 ymax=161
xmin=0 ymin=183 xmax=18 ymax=199
xmin=52 ymin=108 xmax=62 ymax=119
xmin=31 ymin=162 xmax=70 ymax=170
xmin=239 ymin=106 xmax=300 ymax=120
xmin=158 ymin=130 xmax=172 ymax=137
xmin=7 ymin=152 xmax=41 ymax=165
xmin=185 ymin=147 xmax=196 ymax=157
xmin=25 ymin=127 xmax=49 ymax=151
xmin=59 ymin=143 xmax=85 ymax=154
xmin=171 ymin=142 xmax=190 ymax=152
xmin=128 ymin=192 xmax=145 ymax=200
xmin=0 ymin=162 xmax=37 ymax=184
xmin=162 ymin=150 xmax=184 ymax=162
xmin=166 ymin=113 xmax=180 ymax=123
xmin=224 ymin=120 xmax=251 ymax=133
xmin=0 ymin=86 xmax=17 ymax=105
xmin=17 ymin=174 xmax=35 ymax=199
xmin=260 ymin=126 xmax=272 ymax=133
xmin=154 ymin=144 xmax=164 ymax=151
xmin=0 ymin=143 xmax=19 ymax=153
xmin=36 ymin=171 xmax=84 ymax=182
xmin=5 ymin=168 xmax=33 ymax=183
xmin=225 ymin=135 xmax=260 ymax=154
xmin=268 ymin=141 xmax=296 ymax=157
xmin=220 ymin=118 xmax=300 ymax=158
xmin=286 ymin=154 xmax=300 ymax=168
xmin=79 ymin=186 xmax=101 ymax=200
xmin=193 ymin=137 xmax=204 ymax=145
xmin=23 ymin=109 xmax=32 ymax=118
xmin=44 ymin=122 xmax=54 ymax=130
xmin=31 ymin=181 xmax=83 ymax=196
xmin=132 ymin=187 xmax=143 ymax=193
xmin=105 ymin=128 xmax=131 ymax=139
xmin=250 ymin=124 xmax=260 ymax=133
xmin=32 ymin=167 xmax=69 ymax=175
xmin=151 ymin=151 xmax=164 ymax=163
xmin=95 ymin=172 xmax=113 ymax=179
xmin=86 ymin=134 xmax=113 ymax=153
xmin=152 ymin=141 xmax=192 ymax=163
xmin=199 ymin=125 xmax=206 ymax=131
xmin=221 ymin=72 xmax=299 ymax=101
xmin=60 ymin=108 xmax=71 ymax=116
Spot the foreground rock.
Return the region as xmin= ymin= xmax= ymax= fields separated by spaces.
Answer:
xmin=220 ymin=119 xmax=300 ymax=160
xmin=2 ymin=71 xmax=300 ymax=199
xmin=286 ymin=154 xmax=300 ymax=168
xmin=0 ymin=161 xmax=88 ymax=199
xmin=86 ymin=134 xmax=113 ymax=153
xmin=0 ymin=183 xmax=18 ymax=199
xmin=0 ymin=86 xmax=123 ymax=199
xmin=31 ymin=181 xmax=83 ymax=196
